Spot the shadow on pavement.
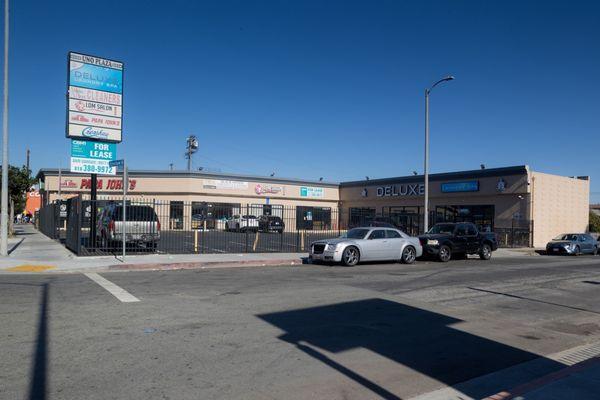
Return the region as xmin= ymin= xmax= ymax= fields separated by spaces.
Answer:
xmin=28 ymin=283 xmax=49 ymax=400
xmin=258 ymin=298 xmax=565 ymax=399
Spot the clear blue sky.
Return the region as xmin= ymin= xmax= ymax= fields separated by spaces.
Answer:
xmin=1 ymin=0 xmax=599 ymax=201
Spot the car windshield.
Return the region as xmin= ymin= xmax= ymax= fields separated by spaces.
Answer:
xmin=427 ymin=224 xmax=455 ymax=234
xmin=113 ymin=206 xmax=158 ymax=221
xmin=343 ymin=228 xmax=370 ymax=239
xmin=553 ymin=234 xmax=578 ymax=241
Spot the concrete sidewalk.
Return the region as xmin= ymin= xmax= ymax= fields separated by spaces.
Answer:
xmin=1 ymin=225 xmax=541 ymax=274
xmin=0 ymin=225 xmax=305 ymax=273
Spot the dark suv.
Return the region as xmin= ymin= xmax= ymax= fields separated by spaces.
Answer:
xmin=419 ymin=222 xmax=498 ymax=262
xmin=258 ymin=215 xmax=285 ymax=233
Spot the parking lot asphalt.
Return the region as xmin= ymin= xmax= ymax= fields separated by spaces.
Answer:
xmin=79 ymin=229 xmax=336 ymax=255
xmin=2 ymin=254 xmax=600 ymax=399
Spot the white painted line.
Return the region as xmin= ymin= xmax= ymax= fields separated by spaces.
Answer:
xmin=85 ymin=272 xmax=140 ymax=303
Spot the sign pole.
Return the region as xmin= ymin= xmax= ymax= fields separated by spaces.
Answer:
xmin=1 ymin=0 xmax=9 ymax=256
xmin=90 ymin=173 xmax=97 ymax=248
xmin=122 ymin=160 xmax=127 ymax=261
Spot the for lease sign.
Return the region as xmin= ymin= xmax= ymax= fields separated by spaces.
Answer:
xmin=70 ymin=140 xmax=117 ymax=175
xmin=66 ymin=52 xmax=124 ymax=143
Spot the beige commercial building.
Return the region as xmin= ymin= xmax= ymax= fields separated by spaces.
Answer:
xmin=340 ymin=166 xmax=590 ymax=247
xmin=37 ymin=165 xmax=590 ymax=247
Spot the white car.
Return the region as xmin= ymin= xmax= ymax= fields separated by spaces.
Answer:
xmin=309 ymin=227 xmax=423 ymax=266
xmin=226 ymin=215 xmax=259 ymax=232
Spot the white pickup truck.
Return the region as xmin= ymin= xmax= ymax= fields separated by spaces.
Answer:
xmin=225 ymin=215 xmax=259 ymax=232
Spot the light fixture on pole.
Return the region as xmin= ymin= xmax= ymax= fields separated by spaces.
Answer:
xmin=424 ymin=75 xmax=454 ymax=234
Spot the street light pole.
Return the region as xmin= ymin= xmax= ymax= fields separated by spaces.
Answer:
xmin=423 ymin=75 xmax=454 ymax=234
xmin=1 ymin=0 xmax=10 ymax=256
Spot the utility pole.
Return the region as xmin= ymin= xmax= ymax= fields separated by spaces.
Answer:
xmin=185 ymin=135 xmax=198 ymax=172
xmin=26 ymin=148 xmax=29 ymax=173
xmin=1 ymin=0 xmax=10 ymax=256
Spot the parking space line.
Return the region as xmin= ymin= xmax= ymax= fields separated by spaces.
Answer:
xmin=84 ymin=273 xmax=140 ymax=303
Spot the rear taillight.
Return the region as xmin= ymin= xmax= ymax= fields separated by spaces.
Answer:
xmin=108 ymin=220 xmax=115 ymax=233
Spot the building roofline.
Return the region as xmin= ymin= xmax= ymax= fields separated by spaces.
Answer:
xmin=339 ymin=165 xmax=529 ymax=187
xmin=34 ymin=168 xmax=340 ymax=188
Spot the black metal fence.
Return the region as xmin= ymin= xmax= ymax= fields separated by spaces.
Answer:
xmin=37 ymin=196 xmax=534 ymax=256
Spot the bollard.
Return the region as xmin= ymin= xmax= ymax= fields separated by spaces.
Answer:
xmin=301 ymin=230 xmax=305 ymax=251
xmin=194 ymin=229 xmax=198 ymax=253
xmin=253 ymin=230 xmax=260 ymax=252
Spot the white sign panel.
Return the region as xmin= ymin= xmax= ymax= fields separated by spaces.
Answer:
xmin=202 ymin=179 xmax=249 ymax=190
xmin=68 ymin=124 xmax=122 ymax=142
xmin=68 ymin=86 xmax=122 ymax=106
xmin=69 ymin=52 xmax=123 ymax=70
xmin=69 ymin=98 xmax=122 ymax=117
xmin=69 ymin=111 xmax=122 ymax=129
xmin=70 ymin=157 xmax=116 ymax=175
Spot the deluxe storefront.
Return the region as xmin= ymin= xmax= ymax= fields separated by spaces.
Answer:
xmin=36 ymin=169 xmax=340 ymax=231
xmin=339 ymin=166 xmax=590 ymax=247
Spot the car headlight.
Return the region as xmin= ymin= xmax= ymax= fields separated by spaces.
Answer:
xmin=326 ymin=243 xmax=338 ymax=251
xmin=427 ymin=239 xmax=439 ymax=245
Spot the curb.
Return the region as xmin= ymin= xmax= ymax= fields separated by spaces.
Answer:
xmin=107 ymin=258 xmax=305 ymax=271
xmin=483 ymin=356 xmax=600 ymax=400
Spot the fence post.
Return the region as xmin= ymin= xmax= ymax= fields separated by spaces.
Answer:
xmin=245 ymin=204 xmax=249 ymax=253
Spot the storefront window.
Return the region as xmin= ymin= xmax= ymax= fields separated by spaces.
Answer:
xmin=170 ymin=201 xmax=184 ymax=230
xmin=349 ymin=208 xmax=376 ymax=229
xmin=297 ymin=206 xmax=332 ymax=230
xmin=434 ymin=205 xmax=495 ymax=232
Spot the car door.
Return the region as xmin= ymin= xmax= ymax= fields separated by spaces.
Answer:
xmin=385 ymin=229 xmax=404 ymax=259
xmin=453 ymin=224 xmax=468 ymax=253
xmin=581 ymin=235 xmax=593 ymax=253
xmin=465 ymin=224 xmax=480 ymax=253
xmin=361 ymin=229 xmax=388 ymax=260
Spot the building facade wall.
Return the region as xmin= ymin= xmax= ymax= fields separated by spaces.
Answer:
xmin=531 ymin=172 xmax=590 ymax=247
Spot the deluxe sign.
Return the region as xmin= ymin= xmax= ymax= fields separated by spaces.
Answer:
xmin=67 ymin=52 xmax=123 ymax=143
xmin=376 ymin=183 xmax=425 ymax=197
xmin=70 ymin=140 xmax=117 ymax=175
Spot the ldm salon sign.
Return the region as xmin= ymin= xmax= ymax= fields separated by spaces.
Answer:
xmin=376 ymin=183 xmax=425 ymax=197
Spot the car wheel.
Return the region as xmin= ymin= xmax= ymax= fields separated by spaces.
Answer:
xmin=438 ymin=245 xmax=451 ymax=262
xmin=342 ymin=246 xmax=360 ymax=266
xmin=573 ymin=245 xmax=581 ymax=256
xmin=479 ymin=244 xmax=492 ymax=260
xmin=401 ymin=246 xmax=416 ymax=264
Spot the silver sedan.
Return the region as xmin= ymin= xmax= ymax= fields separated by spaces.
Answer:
xmin=309 ymin=227 xmax=423 ymax=266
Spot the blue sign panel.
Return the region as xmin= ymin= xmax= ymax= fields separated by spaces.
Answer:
xmin=441 ymin=181 xmax=479 ymax=193
xmin=69 ymin=62 xmax=123 ymax=94
xmin=71 ymin=140 xmax=116 ymax=160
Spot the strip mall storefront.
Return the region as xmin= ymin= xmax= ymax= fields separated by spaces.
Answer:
xmin=37 ymin=169 xmax=340 ymax=231
xmin=36 ymin=165 xmax=590 ymax=247
xmin=339 ymin=166 xmax=590 ymax=247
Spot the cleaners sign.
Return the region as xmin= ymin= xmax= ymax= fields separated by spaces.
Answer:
xmin=70 ymin=140 xmax=117 ymax=175
xmin=67 ymin=52 xmax=123 ymax=143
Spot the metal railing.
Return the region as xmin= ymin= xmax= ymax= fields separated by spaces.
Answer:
xmin=37 ymin=196 xmax=534 ymax=255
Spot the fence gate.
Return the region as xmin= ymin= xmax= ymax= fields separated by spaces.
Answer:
xmin=65 ymin=196 xmax=82 ymax=254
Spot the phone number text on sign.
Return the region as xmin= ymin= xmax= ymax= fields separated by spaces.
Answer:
xmin=70 ymin=157 xmax=116 ymax=175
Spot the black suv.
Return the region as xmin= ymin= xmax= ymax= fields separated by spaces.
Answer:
xmin=419 ymin=222 xmax=498 ymax=262
xmin=257 ymin=215 xmax=285 ymax=233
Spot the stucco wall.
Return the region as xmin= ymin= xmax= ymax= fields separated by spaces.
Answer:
xmin=531 ymin=172 xmax=590 ymax=247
